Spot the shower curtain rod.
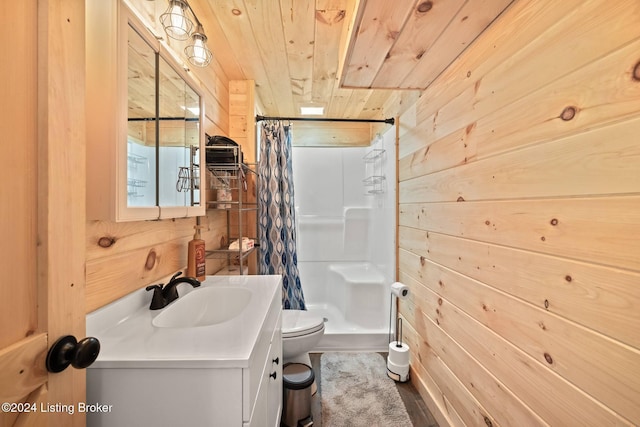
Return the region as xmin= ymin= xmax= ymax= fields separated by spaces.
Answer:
xmin=255 ymin=115 xmax=395 ymax=125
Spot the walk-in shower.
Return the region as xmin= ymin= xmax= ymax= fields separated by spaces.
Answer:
xmin=292 ymin=128 xmax=396 ymax=352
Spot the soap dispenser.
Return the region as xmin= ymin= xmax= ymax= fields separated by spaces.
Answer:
xmin=187 ymin=218 xmax=206 ymax=281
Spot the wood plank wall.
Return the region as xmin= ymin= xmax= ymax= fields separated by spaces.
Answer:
xmin=396 ymin=0 xmax=640 ymax=426
xmin=85 ymin=1 xmax=235 ymax=312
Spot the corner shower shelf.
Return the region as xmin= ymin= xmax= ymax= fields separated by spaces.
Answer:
xmin=363 ymin=148 xmax=385 ymax=162
xmin=127 ymin=153 xmax=147 ymax=166
xmin=363 ymin=145 xmax=386 ymax=194
xmin=362 ymin=175 xmax=385 ymax=186
xmin=363 ymin=175 xmax=386 ymax=194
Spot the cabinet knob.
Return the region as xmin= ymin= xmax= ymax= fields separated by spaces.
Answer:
xmin=272 ymin=357 xmax=279 ymax=365
xmin=270 ymin=371 xmax=277 ymax=380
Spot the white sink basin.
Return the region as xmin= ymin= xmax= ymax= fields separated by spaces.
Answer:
xmin=152 ymin=286 xmax=252 ymax=328
xmin=86 ymin=275 xmax=281 ymax=368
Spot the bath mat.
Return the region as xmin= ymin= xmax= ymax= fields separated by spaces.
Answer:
xmin=320 ymin=352 xmax=413 ymax=427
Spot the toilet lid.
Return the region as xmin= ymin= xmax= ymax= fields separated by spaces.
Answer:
xmin=282 ymin=310 xmax=325 ymax=338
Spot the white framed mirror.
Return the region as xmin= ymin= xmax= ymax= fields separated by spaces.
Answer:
xmin=87 ymin=0 xmax=205 ymax=222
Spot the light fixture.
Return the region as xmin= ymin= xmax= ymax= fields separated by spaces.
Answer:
xmin=184 ymin=25 xmax=213 ymax=67
xmin=159 ymin=0 xmax=213 ymax=68
xmin=160 ymin=0 xmax=193 ymax=41
xmin=300 ymin=106 xmax=325 ymax=115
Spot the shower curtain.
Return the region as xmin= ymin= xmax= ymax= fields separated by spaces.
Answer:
xmin=258 ymin=121 xmax=306 ymax=310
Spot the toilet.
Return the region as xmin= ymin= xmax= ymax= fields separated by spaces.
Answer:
xmin=281 ymin=309 xmax=325 ymax=366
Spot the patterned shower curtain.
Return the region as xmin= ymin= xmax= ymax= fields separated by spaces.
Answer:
xmin=258 ymin=121 xmax=306 ymax=310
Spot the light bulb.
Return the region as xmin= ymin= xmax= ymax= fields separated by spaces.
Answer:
xmin=185 ymin=26 xmax=212 ymax=67
xmin=192 ymin=37 xmax=206 ymax=65
xmin=169 ymin=4 xmax=187 ymax=32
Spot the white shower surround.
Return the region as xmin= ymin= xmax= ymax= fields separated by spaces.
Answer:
xmin=292 ymin=128 xmax=396 ymax=352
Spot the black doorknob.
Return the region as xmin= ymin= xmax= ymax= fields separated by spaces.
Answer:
xmin=46 ymin=335 xmax=101 ymax=373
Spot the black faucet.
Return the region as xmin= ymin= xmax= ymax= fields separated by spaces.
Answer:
xmin=145 ymin=272 xmax=201 ymax=310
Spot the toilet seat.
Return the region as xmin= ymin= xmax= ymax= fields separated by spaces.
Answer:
xmin=282 ymin=310 xmax=325 ymax=339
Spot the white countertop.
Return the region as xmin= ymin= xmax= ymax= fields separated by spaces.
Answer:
xmin=87 ymin=275 xmax=282 ymax=369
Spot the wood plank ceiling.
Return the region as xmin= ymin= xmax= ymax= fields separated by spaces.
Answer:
xmin=194 ymin=0 xmax=379 ymax=119
xmin=187 ymin=0 xmax=514 ymax=131
xmin=342 ymin=0 xmax=514 ymax=89
xmin=127 ymin=0 xmax=510 ymax=149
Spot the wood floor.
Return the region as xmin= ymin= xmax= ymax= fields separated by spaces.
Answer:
xmin=303 ymin=352 xmax=439 ymax=427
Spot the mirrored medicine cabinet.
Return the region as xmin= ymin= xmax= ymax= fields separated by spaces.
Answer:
xmin=86 ymin=0 xmax=205 ymax=222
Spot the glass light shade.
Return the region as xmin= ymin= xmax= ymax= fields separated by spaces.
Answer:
xmin=160 ymin=0 xmax=193 ymax=41
xmin=185 ymin=28 xmax=213 ymax=67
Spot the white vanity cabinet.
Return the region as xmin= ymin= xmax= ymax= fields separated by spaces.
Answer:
xmin=86 ymin=275 xmax=283 ymax=427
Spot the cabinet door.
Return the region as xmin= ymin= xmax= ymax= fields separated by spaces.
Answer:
xmin=157 ymin=55 xmax=201 ymax=211
xmin=126 ymin=23 xmax=157 ymax=209
xmin=267 ymin=318 xmax=283 ymax=427
xmin=247 ymin=366 xmax=269 ymax=427
xmin=246 ymin=313 xmax=282 ymax=427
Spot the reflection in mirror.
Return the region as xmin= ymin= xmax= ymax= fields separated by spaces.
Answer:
xmin=127 ymin=24 xmax=157 ymax=207
xmin=186 ymin=83 xmax=201 ymax=206
xmin=158 ymin=56 xmax=201 ymax=207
